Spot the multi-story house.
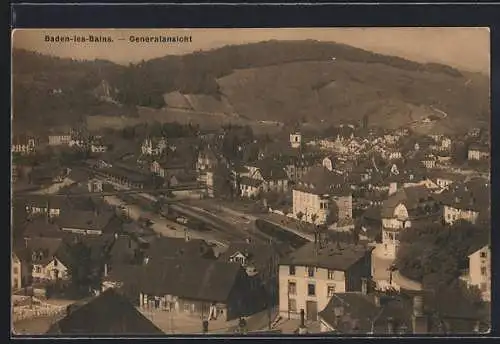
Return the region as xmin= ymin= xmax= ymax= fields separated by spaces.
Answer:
xmin=27 ymin=237 xmax=71 ymax=283
xmin=431 ymin=172 xmax=466 ymax=190
xmin=196 ymin=146 xmax=218 ymax=173
xmin=24 ymin=195 xmax=66 ymax=218
xmin=278 ymin=239 xmax=373 ymax=321
xmin=90 ymin=136 xmax=109 ymax=153
xmin=467 ymin=144 xmax=490 ymax=161
xmin=48 ymin=130 xmax=73 ymax=146
xmin=12 ymin=252 xmax=28 ymax=290
xmin=12 ymin=135 xmax=37 ymax=155
xmin=466 ymin=245 xmax=491 ymax=302
xmin=141 ymin=137 xmax=167 ymax=156
xmin=239 ymin=161 xmax=290 ymax=198
xmin=290 ymin=132 xmax=302 ymax=149
xmin=440 ymin=181 xmax=490 ymax=225
xmin=281 ymin=155 xmax=320 ymax=183
xmin=292 ymin=166 xmax=352 ymax=225
xmin=380 ymin=186 xmax=439 ymax=259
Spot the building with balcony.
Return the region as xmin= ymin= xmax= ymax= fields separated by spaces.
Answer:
xmin=380 ymin=186 xmax=439 ymax=259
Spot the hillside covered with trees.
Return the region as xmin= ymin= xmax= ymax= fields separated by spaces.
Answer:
xmin=12 ymin=40 xmax=490 ymax=133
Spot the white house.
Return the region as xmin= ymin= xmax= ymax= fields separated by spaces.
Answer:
xmin=467 ymin=144 xmax=490 ymax=161
xmin=238 ymin=161 xmax=289 ymax=198
xmin=441 ymin=183 xmax=489 ymax=225
xmin=12 ymin=135 xmax=37 ymax=155
xmin=141 ymin=137 xmax=167 ymax=156
xmin=380 ymin=186 xmax=438 ymax=259
xmin=28 ymin=238 xmax=70 ymax=283
xmin=290 ymin=132 xmax=302 ymax=149
xmin=48 ymin=131 xmax=73 ymax=146
xmin=292 ymin=166 xmax=352 ymax=225
xmin=466 ymin=245 xmax=491 ymax=302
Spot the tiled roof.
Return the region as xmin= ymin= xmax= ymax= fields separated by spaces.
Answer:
xmin=55 ymin=209 xmax=117 ymax=232
xmin=380 ymin=186 xmax=433 ymax=218
xmin=145 ymin=237 xmax=215 ymax=261
xmin=46 ymin=289 xmax=163 ymax=335
xmin=318 ymin=292 xmax=446 ymax=334
xmin=438 ymin=182 xmax=490 ymax=213
xmin=217 ymin=242 xmax=285 ymax=273
xmin=280 ymin=242 xmax=372 ymax=272
xmin=109 ymin=258 xmax=244 ymax=303
xmin=23 ymin=218 xmax=62 ymax=238
xmin=240 ymin=176 xmax=264 ymax=188
xmin=25 ymin=237 xmax=67 ymax=266
xmin=295 ymin=166 xmax=349 ymax=195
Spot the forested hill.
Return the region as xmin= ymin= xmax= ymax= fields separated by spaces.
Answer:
xmin=110 ymin=40 xmax=465 ymax=108
xmin=12 ymin=40 xmax=489 ymax=133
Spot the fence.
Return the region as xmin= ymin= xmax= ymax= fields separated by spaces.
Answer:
xmin=12 ymin=304 xmax=66 ymax=323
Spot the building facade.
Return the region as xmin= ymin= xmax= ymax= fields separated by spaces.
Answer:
xmin=467 ymin=245 xmax=491 ymax=302
xmin=278 ymin=242 xmax=372 ymax=321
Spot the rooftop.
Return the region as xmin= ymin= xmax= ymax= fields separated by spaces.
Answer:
xmin=46 ymin=289 xmax=164 ymax=335
xmin=108 ymin=258 xmax=244 ymax=303
xmin=280 ymin=241 xmax=372 ymax=271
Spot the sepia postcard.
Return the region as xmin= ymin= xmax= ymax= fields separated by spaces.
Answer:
xmin=11 ymin=28 xmax=491 ymax=336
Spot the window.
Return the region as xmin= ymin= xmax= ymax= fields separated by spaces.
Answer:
xmin=308 ymin=284 xmax=316 ymax=296
xmin=288 ymin=281 xmax=297 ymax=295
xmin=481 ymin=267 xmax=488 ymax=276
xmin=13 ymin=267 xmax=19 ymax=274
xmin=307 ymin=267 xmax=315 ymax=277
xmin=327 ymin=285 xmax=336 ymax=297
xmin=328 ymin=270 xmax=335 ymax=280
xmin=35 ymin=266 xmax=41 ymax=273
xmin=54 ymin=259 xmax=58 ymax=267
xmin=289 ymin=265 xmax=296 ymax=276
xmin=480 ymin=251 xmax=487 ymax=259
xmin=184 ymin=303 xmax=191 ymax=312
xmin=288 ymin=298 xmax=297 ymax=312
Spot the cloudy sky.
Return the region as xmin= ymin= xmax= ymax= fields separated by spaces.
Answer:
xmin=12 ymin=28 xmax=490 ymax=74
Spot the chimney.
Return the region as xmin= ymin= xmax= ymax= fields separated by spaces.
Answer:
xmin=388 ymin=182 xmax=398 ymax=196
xmin=298 ymin=309 xmax=308 ymax=334
xmin=361 ymin=278 xmax=368 ymax=295
xmin=412 ymin=295 xmax=429 ymax=334
xmin=413 ymin=295 xmax=424 ymax=317
xmin=387 ymin=317 xmax=394 ymax=334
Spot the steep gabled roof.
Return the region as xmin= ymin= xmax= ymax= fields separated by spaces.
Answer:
xmin=295 ymin=166 xmax=349 ymax=196
xmin=46 ymin=289 xmax=163 ymax=335
xmin=381 ymin=186 xmax=433 ymax=218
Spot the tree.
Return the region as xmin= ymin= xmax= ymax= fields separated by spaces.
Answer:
xmin=395 ymin=221 xmax=490 ymax=284
xmin=310 ymin=213 xmax=318 ymax=226
xmin=325 ymin=201 xmax=339 ymax=227
xmin=66 ymin=240 xmax=104 ymax=298
xmin=296 ymin=212 xmax=304 ymax=223
xmin=213 ymin=164 xmax=233 ymax=199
